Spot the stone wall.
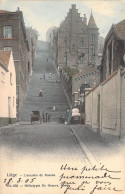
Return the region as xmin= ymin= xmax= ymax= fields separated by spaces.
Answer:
xmin=85 ymin=68 xmax=125 ymax=138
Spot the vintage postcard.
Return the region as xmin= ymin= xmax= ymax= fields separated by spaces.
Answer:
xmin=0 ymin=0 xmax=125 ymax=194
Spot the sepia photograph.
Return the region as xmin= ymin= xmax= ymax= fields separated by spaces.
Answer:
xmin=0 ymin=0 xmax=125 ymax=193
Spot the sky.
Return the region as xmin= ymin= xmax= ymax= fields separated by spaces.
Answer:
xmin=0 ymin=0 xmax=125 ymax=40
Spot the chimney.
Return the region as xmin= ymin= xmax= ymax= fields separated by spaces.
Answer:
xmin=17 ymin=7 xmax=20 ymax=12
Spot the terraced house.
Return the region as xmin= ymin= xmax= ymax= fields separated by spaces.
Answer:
xmin=0 ymin=50 xmax=16 ymax=127
xmin=0 ymin=8 xmax=30 ymax=120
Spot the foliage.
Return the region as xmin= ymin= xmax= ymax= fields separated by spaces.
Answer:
xmin=27 ymin=27 xmax=39 ymax=38
xmin=62 ymin=66 xmax=79 ymax=79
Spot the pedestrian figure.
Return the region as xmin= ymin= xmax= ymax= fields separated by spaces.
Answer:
xmin=45 ymin=113 xmax=48 ymax=122
xmin=48 ymin=114 xmax=50 ymax=122
xmin=47 ymin=58 xmax=48 ymax=62
xmin=42 ymin=111 xmax=45 ymax=122
xmin=39 ymin=90 xmax=42 ymax=97
xmin=49 ymin=73 xmax=52 ymax=78
xmin=52 ymin=105 xmax=56 ymax=112
xmin=43 ymin=74 xmax=45 ymax=79
xmin=40 ymin=116 xmax=42 ymax=124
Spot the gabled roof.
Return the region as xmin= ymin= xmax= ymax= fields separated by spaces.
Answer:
xmin=114 ymin=19 xmax=125 ymax=40
xmin=0 ymin=50 xmax=11 ymax=70
xmin=102 ymin=19 xmax=125 ymax=63
xmin=88 ymin=12 xmax=98 ymax=29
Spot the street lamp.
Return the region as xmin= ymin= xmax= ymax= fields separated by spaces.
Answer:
xmin=80 ymin=94 xmax=84 ymax=113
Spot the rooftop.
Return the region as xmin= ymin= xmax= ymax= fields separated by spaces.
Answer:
xmin=0 ymin=50 xmax=11 ymax=69
xmin=0 ymin=10 xmax=11 ymax=14
xmin=114 ymin=19 xmax=125 ymax=40
xmin=88 ymin=12 xmax=98 ymax=29
xmin=73 ymin=67 xmax=94 ymax=77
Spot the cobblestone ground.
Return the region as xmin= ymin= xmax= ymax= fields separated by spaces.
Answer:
xmin=0 ymin=41 xmax=91 ymax=194
xmin=0 ymin=123 xmax=87 ymax=163
xmin=0 ymin=123 xmax=90 ymax=194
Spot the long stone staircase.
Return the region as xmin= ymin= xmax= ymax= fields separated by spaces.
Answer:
xmin=20 ymin=41 xmax=70 ymax=122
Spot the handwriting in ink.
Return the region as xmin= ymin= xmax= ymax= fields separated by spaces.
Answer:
xmin=90 ymin=184 xmax=122 ymax=194
xmin=60 ymin=164 xmax=78 ymax=171
xmin=81 ymin=164 xmax=121 ymax=174
xmin=59 ymin=172 xmax=121 ymax=181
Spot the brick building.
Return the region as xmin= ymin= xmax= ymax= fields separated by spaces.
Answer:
xmin=0 ymin=9 xmax=30 ymax=119
xmin=85 ymin=19 xmax=125 ymax=139
xmin=56 ymin=5 xmax=99 ymax=71
xmin=100 ymin=19 xmax=125 ymax=82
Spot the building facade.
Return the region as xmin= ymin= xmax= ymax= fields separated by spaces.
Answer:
xmin=0 ymin=9 xmax=30 ymax=119
xmin=46 ymin=26 xmax=58 ymax=67
xmin=100 ymin=19 xmax=125 ymax=82
xmin=26 ymin=27 xmax=38 ymax=79
xmin=85 ymin=68 xmax=125 ymax=139
xmin=0 ymin=51 xmax=16 ymax=127
xmin=56 ymin=5 xmax=99 ymax=71
xmin=85 ymin=19 xmax=125 ymax=139
xmin=72 ymin=67 xmax=100 ymax=110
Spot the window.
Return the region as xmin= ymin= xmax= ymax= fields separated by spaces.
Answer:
xmin=4 ymin=47 xmax=12 ymax=51
xmin=64 ymin=37 xmax=67 ymax=47
xmin=4 ymin=26 xmax=12 ymax=38
xmin=1 ymin=72 xmax=5 ymax=83
xmin=80 ymin=37 xmax=84 ymax=47
xmin=64 ymin=52 xmax=67 ymax=64
xmin=90 ymin=44 xmax=95 ymax=56
xmin=91 ymin=34 xmax=95 ymax=41
xmin=10 ymin=72 xmax=13 ymax=85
